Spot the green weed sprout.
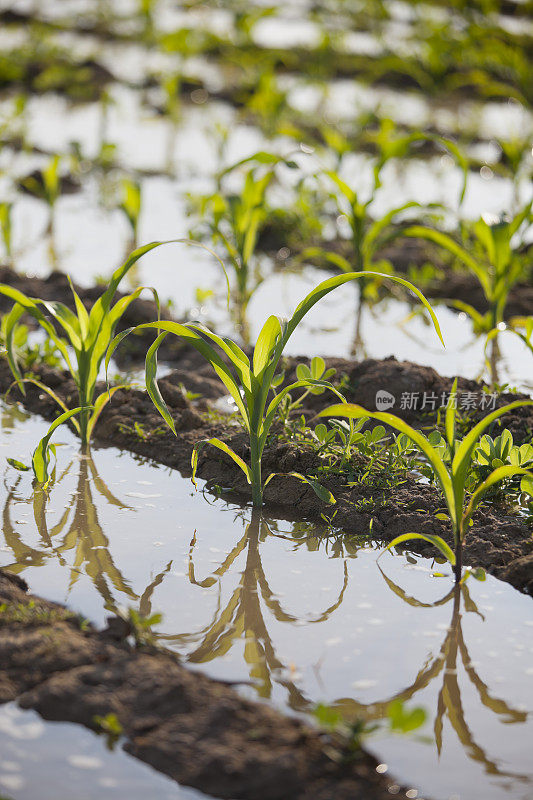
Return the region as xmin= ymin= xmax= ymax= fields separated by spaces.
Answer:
xmin=403 ymin=203 xmax=532 ymax=384
xmin=0 ymin=242 xmax=168 ymax=447
xmin=107 ymin=271 xmax=443 ymax=507
xmin=320 ymin=381 xmax=533 ymax=582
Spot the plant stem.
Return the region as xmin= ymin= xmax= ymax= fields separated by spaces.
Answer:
xmin=454 ymin=536 xmax=463 ymax=584
xmin=79 ymin=389 xmax=90 ymax=448
xmin=249 ymin=431 xmax=263 ymax=507
xmin=351 ymin=287 xmax=365 ymax=357
xmin=489 ymin=333 xmax=500 ymax=390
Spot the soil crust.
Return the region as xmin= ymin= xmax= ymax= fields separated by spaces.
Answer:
xmin=0 ymin=569 xmax=400 ymax=800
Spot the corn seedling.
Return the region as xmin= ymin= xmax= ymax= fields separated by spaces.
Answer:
xmin=403 ymin=203 xmax=532 ymax=385
xmin=320 ymin=380 xmax=533 ymax=582
xmin=19 ymin=155 xmax=62 ymax=267
xmin=0 ymin=242 xmax=172 ymax=448
xmin=107 ymin=270 xmax=443 ymax=507
xmin=306 ymin=132 xmax=465 ymax=351
xmin=190 ymin=151 xmax=296 ymax=343
xmin=119 ymin=177 xmax=142 ymax=252
xmin=162 ymin=73 xmax=182 ymax=173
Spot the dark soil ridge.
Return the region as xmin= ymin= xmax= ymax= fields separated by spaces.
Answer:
xmin=1 ymin=356 xmax=532 ymax=595
xmin=0 ymin=569 xmax=400 ymax=800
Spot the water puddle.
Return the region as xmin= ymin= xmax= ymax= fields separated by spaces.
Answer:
xmin=0 ymin=703 xmax=207 ymax=800
xmin=1 ymin=402 xmax=532 ymax=800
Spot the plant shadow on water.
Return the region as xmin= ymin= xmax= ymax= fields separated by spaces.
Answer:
xmin=1 ymin=406 xmax=532 ymax=800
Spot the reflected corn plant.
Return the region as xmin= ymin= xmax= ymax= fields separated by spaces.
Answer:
xmin=2 ymin=448 xmax=172 ymax=619
xmin=331 ymin=571 xmax=531 ymax=788
xmin=156 ymin=511 xmax=348 ymax=707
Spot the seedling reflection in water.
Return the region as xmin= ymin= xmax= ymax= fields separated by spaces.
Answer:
xmin=107 ymin=270 xmax=443 ymax=507
xmin=321 ymin=380 xmax=533 ymax=582
xmin=332 ymin=572 xmax=529 ymax=784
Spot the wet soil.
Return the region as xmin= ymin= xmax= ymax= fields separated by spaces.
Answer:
xmin=0 ymin=569 xmax=399 ymax=800
xmin=1 ymin=355 xmax=532 ymax=595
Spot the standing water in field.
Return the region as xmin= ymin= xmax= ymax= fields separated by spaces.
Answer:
xmin=0 ymin=402 xmax=531 ymax=800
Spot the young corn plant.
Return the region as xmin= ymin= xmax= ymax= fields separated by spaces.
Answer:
xmin=0 ymin=242 xmax=168 ymax=449
xmin=403 ymin=203 xmax=532 ymax=385
xmin=119 ymin=177 xmax=142 ymax=253
xmin=19 ymin=155 xmax=62 ymax=268
xmin=107 ymin=271 xmax=443 ymax=507
xmin=306 ymin=132 xmax=465 ymax=352
xmin=320 ymin=380 xmax=533 ymax=582
xmin=161 ymin=73 xmax=182 ymax=174
xmin=189 ymin=152 xmax=295 ymax=343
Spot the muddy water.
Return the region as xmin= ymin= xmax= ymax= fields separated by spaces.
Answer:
xmin=0 ymin=704 xmax=206 ymax=800
xmin=1 ymin=402 xmax=532 ymax=800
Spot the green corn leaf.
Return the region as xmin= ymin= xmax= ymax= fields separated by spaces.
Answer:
xmin=325 ymin=170 xmax=357 ymax=205
xmin=68 ymin=277 xmax=90 ymax=340
xmin=191 ymin=438 xmax=251 ymax=489
xmin=145 ymin=332 xmax=177 ymax=435
xmin=463 ymin=466 xmax=533 ymax=528
xmin=300 ymin=247 xmax=352 ymax=273
xmin=285 ymin=271 xmax=444 ymax=348
xmin=264 ymin=471 xmax=336 ymax=504
xmin=253 ymin=315 xmax=282 ymax=377
xmin=86 ymin=385 xmax=130 ymax=442
xmin=32 ymin=407 xmax=84 ymax=484
xmin=107 ymin=321 xmax=250 ymax=428
xmin=7 ymin=457 xmax=30 ymax=471
xmin=449 ymin=299 xmax=488 ymax=331
xmin=6 ymin=377 xmax=81 ymax=435
xmin=363 ymin=201 xmax=421 ymax=259
xmin=383 ymin=533 xmax=456 ymax=566
xmin=41 ymin=300 xmax=82 ymax=351
xmin=445 ymin=378 xmax=458 ymax=452
xmin=402 ymin=226 xmax=492 ymax=297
